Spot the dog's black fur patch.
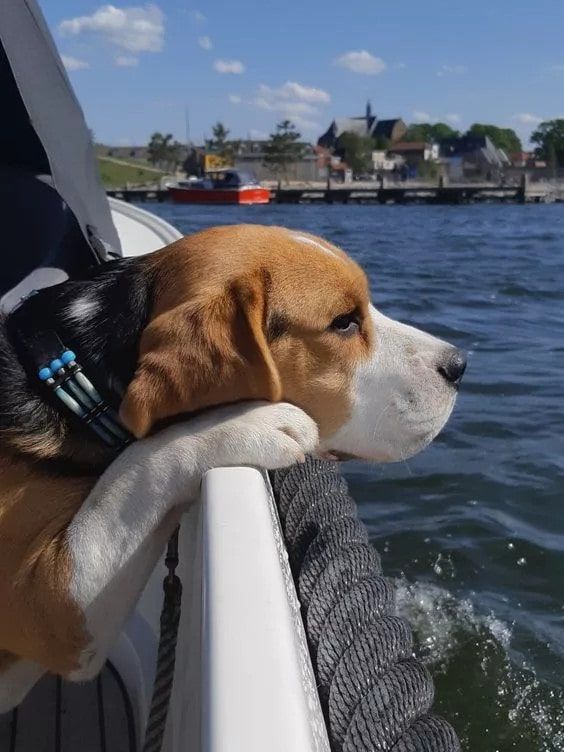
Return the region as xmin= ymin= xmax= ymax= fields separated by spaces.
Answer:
xmin=1 ymin=257 xmax=154 ymax=471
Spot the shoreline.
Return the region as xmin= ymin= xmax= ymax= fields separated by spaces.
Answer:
xmin=106 ymin=180 xmax=562 ymax=205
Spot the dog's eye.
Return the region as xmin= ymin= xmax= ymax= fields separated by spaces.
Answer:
xmin=329 ymin=311 xmax=360 ymax=336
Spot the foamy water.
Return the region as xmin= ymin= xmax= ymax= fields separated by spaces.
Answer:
xmin=396 ymin=580 xmax=564 ymax=751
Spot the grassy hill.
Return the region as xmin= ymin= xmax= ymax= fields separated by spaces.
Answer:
xmin=97 ymin=156 xmax=166 ymax=188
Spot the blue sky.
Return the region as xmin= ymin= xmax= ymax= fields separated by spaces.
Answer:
xmin=42 ymin=0 xmax=564 ymax=147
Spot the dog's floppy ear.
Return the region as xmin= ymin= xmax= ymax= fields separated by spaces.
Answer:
xmin=120 ymin=274 xmax=282 ymax=438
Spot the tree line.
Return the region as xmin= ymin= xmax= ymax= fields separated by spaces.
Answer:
xmin=404 ymin=122 xmax=523 ymax=153
xmin=405 ymin=119 xmax=564 ymax=167
xmin=323 ymin=120 xmax=564 ymax=175
xmin=145 ymin=118 xmax=564 ymax=176
xmin=335 ymin=122 xmax=524 ymax=176
xmin=203 ymin=119 xmax=306 ymax=182
xmin=146 ymin=132 xmax=184 ymax=171
xmin=146 ymin=120 xmax=305 ymax=181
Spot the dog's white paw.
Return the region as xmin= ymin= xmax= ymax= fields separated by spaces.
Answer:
xmin=209 ymin=401 xmax=319 ymax=470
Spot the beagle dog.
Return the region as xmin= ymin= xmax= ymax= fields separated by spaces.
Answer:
xmin=0 ymin=224 xmax=465 ymax=710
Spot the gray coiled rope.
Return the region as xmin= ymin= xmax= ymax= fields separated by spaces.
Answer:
xmin=270 ymin=457 xmax=461 ymax=752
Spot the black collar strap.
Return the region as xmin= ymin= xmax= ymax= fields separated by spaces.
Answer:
xmin=37 ymin=347 xmax=132 ymax=450
xmin=8 ymin=291 xmax=132 ymax=451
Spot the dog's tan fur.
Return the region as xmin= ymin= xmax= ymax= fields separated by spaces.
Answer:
xmin=0 ymin=456 xmax=94 ymax=672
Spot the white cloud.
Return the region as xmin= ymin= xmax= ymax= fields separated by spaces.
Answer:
xmin=272 ymin=81 xmax=330 ymax=103
xmin=334 ymin=50 xmax=385 ymax=75
xmin=513 ymin=112 xmax=543 ymax=125
xmin=549 ymin=64 xmax=564 ymax=72
xmin=229 ymin=94 xmax=242 ymax=104
xmin=115 ymin=55 xmax=139 ymax=66
xmin=396 ymin=62 xmax=407 ymax=70
xmin=445 ymin=113 xmax=462 ymax=125
xmin=198 ymin=35 xmax=212 ymax=50
xmin=248 ymin=80 xmax=329 ymax=135
xmin=252 ymin=95 xmax=316 ymax=117
xmin=61 ymin=54 xmax=89 ymax=71
xmin=437 ymin=64 xmax=467 ymax=77
xmin=191 ymin=10 xmax=206 ymax=23
xmin=412 ymin=110 xmax=431 ymax=123
xmin=213 ymin=59 xmax=245 ymax=74
xmin=255 ymin=82 xmax=330 ymax=106
xmin=59 ymin=4 xmax=164 ymax=53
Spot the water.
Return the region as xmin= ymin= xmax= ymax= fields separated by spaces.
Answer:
xmin=142 ymin=202 xmax=564 ymax=751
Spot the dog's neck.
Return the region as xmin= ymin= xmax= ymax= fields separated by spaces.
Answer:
xmin=1 ymin=257 xmax=154 ymax=471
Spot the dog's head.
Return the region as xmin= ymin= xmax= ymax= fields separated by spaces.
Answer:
xmin=120 ymin=224 xmax=465 ymax=462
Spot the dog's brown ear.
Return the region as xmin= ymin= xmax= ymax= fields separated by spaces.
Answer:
xmin=119 ymin=275 xmax=282 ymax=438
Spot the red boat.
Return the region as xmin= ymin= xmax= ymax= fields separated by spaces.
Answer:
xmin=168 ymin=169 xmax=271 ymax=205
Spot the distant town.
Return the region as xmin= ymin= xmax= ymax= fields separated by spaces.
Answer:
xmin=95 ymin=100 xmax=564 ymax=190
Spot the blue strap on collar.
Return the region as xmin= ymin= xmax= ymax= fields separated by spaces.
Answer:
xmin=38 ymin=348 xmax=132 ymax=449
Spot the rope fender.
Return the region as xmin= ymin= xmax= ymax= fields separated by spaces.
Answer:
xmin=271 ymin=457 xmax=460 ymax=752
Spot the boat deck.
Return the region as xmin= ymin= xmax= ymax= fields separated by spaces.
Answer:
xmin=0 ymin=662 xmax=136 ymax=752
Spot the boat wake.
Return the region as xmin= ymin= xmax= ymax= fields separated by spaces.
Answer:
xmin=395 ymin=580 xmax=564 ymax=752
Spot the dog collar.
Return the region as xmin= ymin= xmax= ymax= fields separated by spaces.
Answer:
xmin=8 ymin=291 xmax=133 ymax=451
xmin=37 ymin=347 xmax=132 ymax=450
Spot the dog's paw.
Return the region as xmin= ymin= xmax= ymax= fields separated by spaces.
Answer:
xmin=210 ymin=402 xmax=319 ymax=470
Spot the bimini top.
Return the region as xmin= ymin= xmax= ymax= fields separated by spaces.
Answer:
xmin=0 ymin=0 xmax=121 ymax=261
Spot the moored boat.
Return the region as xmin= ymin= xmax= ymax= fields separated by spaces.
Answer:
xmin=168 ymin=169 xmax=271 ymax=205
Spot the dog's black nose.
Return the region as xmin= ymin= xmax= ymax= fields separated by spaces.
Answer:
xmin=438 ymin=349 xmax=467 ymax=386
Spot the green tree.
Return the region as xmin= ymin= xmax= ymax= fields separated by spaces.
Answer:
xmin=431 ymin=122 xmax=460 ymax=141
xmin=211 ymin=121 xmax=229 ymax=145
xmin=530 ymin=119 xmax=564 ymax=166
xmin=467 ymin=123 xmax=522 ymax=154
xmin=206 ymin=121 xmax=240 ymax=163
xmin=148 ymin=132 xmax=170 ymax=166
xmin=147 ymin=132 xmax=183 ymax=171
xmin=263 ymin=120 xmax=306 ymax=183
xmin=404 ymin=122 xmax=459 ymax=142
xmin=335 ymin=132 xmax=374 ymax=176
xmin=166 ymin=140 xmax=184 ymax=171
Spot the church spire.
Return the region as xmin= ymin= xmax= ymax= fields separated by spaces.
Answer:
xmin=366 ymin=99 xmax=372 ymax=122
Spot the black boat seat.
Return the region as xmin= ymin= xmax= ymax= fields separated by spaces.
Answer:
xmin=0 ymin=169 xmax=96 ymax=313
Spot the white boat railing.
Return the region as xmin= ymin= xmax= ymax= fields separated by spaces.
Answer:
xmin=113 ymin=200 xmax=329 ymax=751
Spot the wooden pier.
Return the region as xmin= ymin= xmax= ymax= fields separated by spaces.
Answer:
xmin=106 ymin=187 xmax=168 ymax=202
xmin=106 ymin=176 xmax=558 ymax=205
xmin=271 ymin=184 xmax=528 ymax=205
